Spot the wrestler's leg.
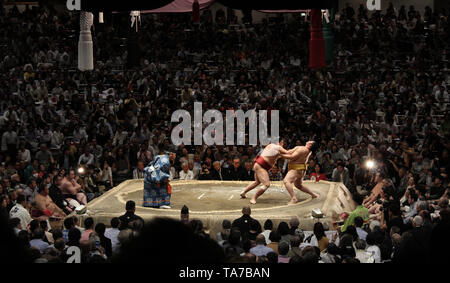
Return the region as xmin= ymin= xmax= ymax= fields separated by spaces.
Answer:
xmin=240 ymin=164 xmax=261 ymax=198
xmin=76 ymin=192 xmax=87 ymax=205
xmin=284 ymin=170 xmax=299 ymax=205
xmin=294 ymin=177 xmax=318 ymax=199
xmin=250 ymin=167 xmax=270 ymax=205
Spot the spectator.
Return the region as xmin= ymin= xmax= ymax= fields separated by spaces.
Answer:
xmin=132 ymin=161 xmax=145 ymax=179
xmin=261 ymin=219 xmax=273 ymax=244
xmin=29 ymin=227 xmax=50 ymax=254
xmin=95 ymin=223 xmax=112 ymax=258
xmin=104 ymin=217 xmax=121 ymax=255
xmin=332 ymin=161 xmax=351 ymax=188
xmin=80 ymin=217 xmax=95 ymax=242
xmin=179 ymin=162 xmax=194 ymax=180
xmin=340 ymin=193 xmax=369 ymax=232
xmin=249 ymin=234 xmax=273 ymax=257
xmin=354 ymin=216 xmax=368 ymax=241
xmin=310 ymin=164 xmax=327 ymax=182
xmin=208 ymin=161 xmax=223 ymax=181
xmin=287 ymin=235 xmax=303 ymax=258
xmin=267 ymin=231 xmax=281 ymax=254
xmin=9 ymin=194 xmax=32 ymax=232
xmin=119 ymin=200 xmax=144 ymax=230
xmin=277 ymin=241 xmax=290 ymax=263
xmin=231 ymin=206 xmax=261 ymax=241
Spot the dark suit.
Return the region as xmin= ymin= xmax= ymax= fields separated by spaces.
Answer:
xmin=119 ymin=211 xmax=144 ymax=230
xmin=209 ymin=168 xmax=224 ymax=181
xmin=225 ymin=166 xmax=246 ymax=181
xmin=241 ymin=169 xmax=254 ymax=181
xmin=231 ymin=214 xmax=262 ymax=241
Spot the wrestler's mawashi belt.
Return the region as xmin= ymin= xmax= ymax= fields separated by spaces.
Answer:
xmin=254 ymin=155 xmax=272 ymax=171
xmin=288 ymin=163 xmax=308 ymax=171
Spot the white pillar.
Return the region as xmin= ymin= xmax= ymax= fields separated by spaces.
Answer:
xmin=78 ymin=11 xmax=94 ymax=71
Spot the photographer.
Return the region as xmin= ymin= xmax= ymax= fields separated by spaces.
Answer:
xmin=198 ymin=162 xmax=211 ymax=180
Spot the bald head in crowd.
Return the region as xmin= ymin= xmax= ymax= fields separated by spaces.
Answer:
xmin=242 ymin=206 xmax=251 ymax=216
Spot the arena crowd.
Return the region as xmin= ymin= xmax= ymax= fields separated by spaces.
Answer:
xmin=0 ymin=2 xmax=449 ymax=263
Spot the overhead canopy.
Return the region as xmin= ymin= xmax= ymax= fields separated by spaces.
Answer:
xmin=80 ymin=0 xmax=336 ymax=12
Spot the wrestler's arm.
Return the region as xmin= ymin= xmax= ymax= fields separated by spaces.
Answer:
xmin=277 ymin=146 xmax=290 ymax=155
xmin=281 ymin=147 xmax=304 ymax=160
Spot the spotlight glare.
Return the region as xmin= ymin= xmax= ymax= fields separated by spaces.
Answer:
xmin=77 ymin=167 xmax=85 ymax=174
xmin=365 ymin=160 xmax=375 ymax=169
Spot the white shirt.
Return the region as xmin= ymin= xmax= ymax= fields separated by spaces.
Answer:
xmin=179 ymin=170 xmax=194 ymax=180
xmin=9 ymin=203 xmax=32 ymax=231
xmin=1 ymin=131 xmax=18 ymax=151
xmin=104 ymin=227 xmax=120 ymax=254
xmin=356 ymin=227 xmax=368 ymax=241
xmin=19 ymin=149 xmax=31 ymax=163
xmin=261 ymin=230 xmax=272 ymax=244
xmin=366 ymin=245 xmax=381 ymax=263
xmin=355 ymin=249 xmax=373 ymax=263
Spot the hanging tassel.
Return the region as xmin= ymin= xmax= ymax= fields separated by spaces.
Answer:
xmin=192 ymin=0 xmax=200 ymax=23
xmin=78 ymin=11 xmax=94 ymax=71
xmin=130 ymin=11 xmax=141 ymax=32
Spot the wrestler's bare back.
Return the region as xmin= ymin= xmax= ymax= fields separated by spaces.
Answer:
xmin=259 ymin=144 xmax=283 ymax=166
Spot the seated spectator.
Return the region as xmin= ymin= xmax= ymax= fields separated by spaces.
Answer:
xmin=188 ymin=161 xmax=199 ymax=180
xmin=98 ymin=161 xmax=114 ymax=190
xmin=249 ymin=234 xmax=273 ymax=257
xmin=119 ymin=200 xmax=144 ymax=230
xmin=242 ymin=162 xmax=255 ymax=181
xmin=105 ymin=217 xmax=121 ymax=254
xmin=80 ymin=217 xmax=95 ymax=242
xmin=179 ymin=162 xmax=194 ymax=180
xmin=208 ymin=161 xmax=223 ymax=181
xmin=340 ymin=193 xmax=369 ymax=232
xmin=261 ymin=219 xmax=273 ymax=244
xmin=216 ymin=219 xmax=232 ymax=245
xmin=287 ymin=235 xmax=303 ymax=258
xmin=363 ymin=172 xmax=386 ymax=208
xmin=354 ymin=216 xmax=368 ymax=241
xmin=9 ymin=194 xmax=32 ymax=231
xmin=365 ymin=232 xmax=381 ymax=263
xmin=29 ymin=227 xmax=50 ymax=254
xmin=224 ymin=158 xmax=246 ymax=181
xmin=95 ymin=223 xmax=112 ymax=258
xmin=277 ymin=241 xmax=290 ymax=263
xmin=310 ymin=164 xmax=327 ymax=182
xmin=9 ymin=217 xmax=22 ymax=235
xmin=277 ymin=221 xmax=291 ymax=244
xmin=62 ymin=217 xmax=75 ymax=242
xmin=231 ymin=206 xmax=261 ymax=241
xmin=78 ymin=146 xmax=94 ymax=166
xmin=269 ymin=166 xmax=283 ymax=181
xmin=132 ymin=161 xmax=145 ymax=179
xmin=308 ymin=222 xmax=329 ymax=252
xmin=332 ymin=161 xmax=351 ymax=187
xmin=403 ymin=191 xmax=419 ymax=225
xmin=267 ymin=231 xmax=281 ymax=254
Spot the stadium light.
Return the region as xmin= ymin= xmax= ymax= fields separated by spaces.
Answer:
xmin=77 ymin=166 xmax=85 ymax=175
xmin=365 ymin=159 xmax=376 ymax=170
